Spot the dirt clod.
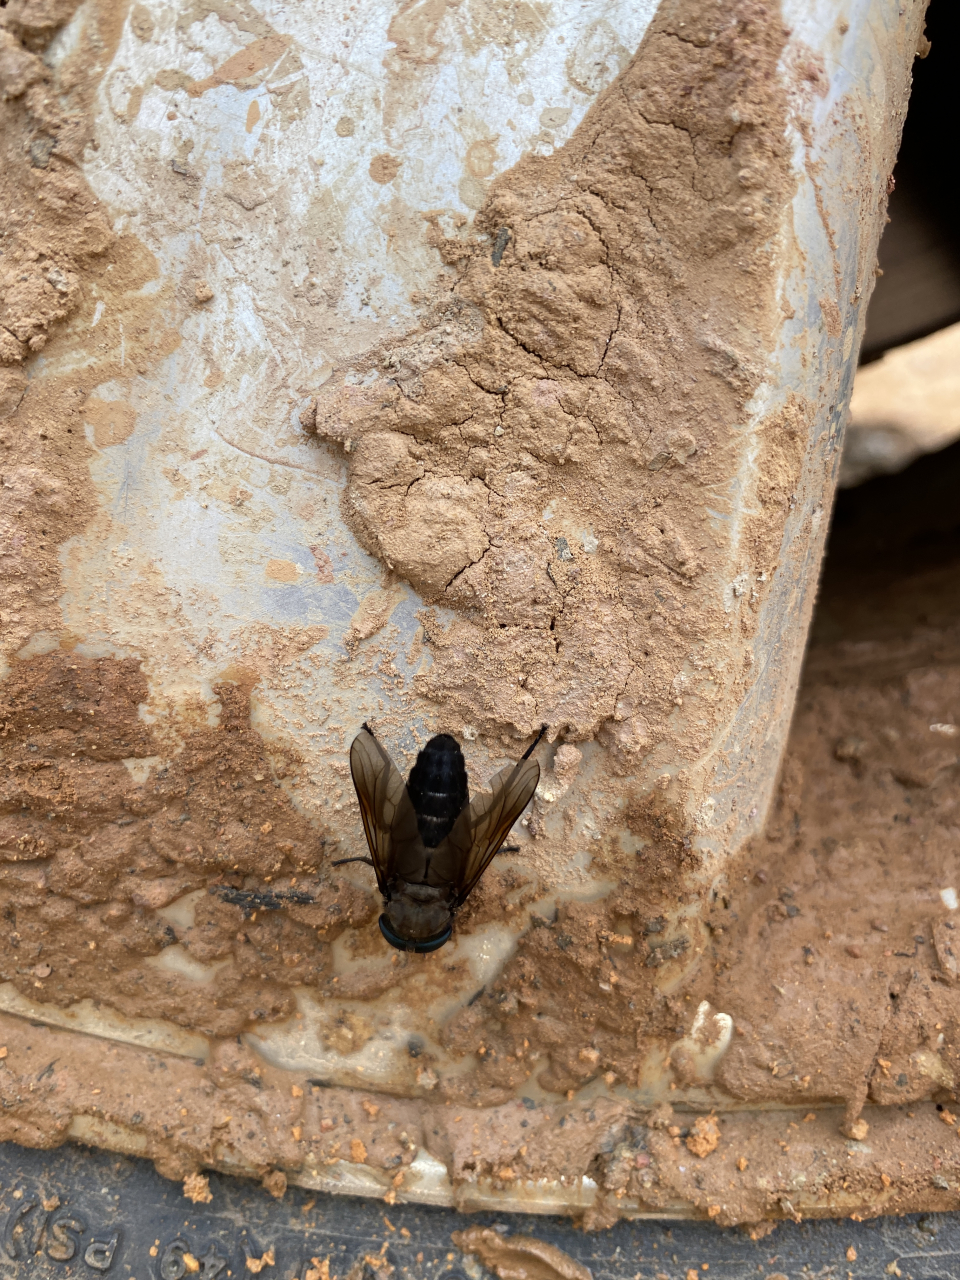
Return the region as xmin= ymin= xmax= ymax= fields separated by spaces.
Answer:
xmin=182 ymin=1172 xmax=213 ymax=1204
xmin=453 ymin=1228 xmax=593 ymax=1280
xmin=685 ymin=1115 xmax=720 ymax=1158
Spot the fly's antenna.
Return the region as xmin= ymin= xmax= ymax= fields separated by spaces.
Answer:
xmin=521 ymin=723 xmax=548 ymax=761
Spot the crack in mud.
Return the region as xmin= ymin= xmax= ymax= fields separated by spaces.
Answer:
xmin=306 ymin=0 xmax=803 ymax=756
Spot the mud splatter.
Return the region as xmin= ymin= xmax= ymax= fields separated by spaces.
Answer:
xmin=452 ymin=1228 xmax=593 ymax=1280
xmin=311 ymin=0 xmax=799 ymax=768
xmin=0 ymin=652 xmax=370 ymax=1037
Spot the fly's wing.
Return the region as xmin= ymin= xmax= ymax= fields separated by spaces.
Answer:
xmin=446 ymin=755 xmax=540 ymax=909
xmin=349 ymin=728 xmax=423 ymax=893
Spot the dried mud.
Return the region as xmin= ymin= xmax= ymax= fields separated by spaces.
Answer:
xmin=6 ymin=451 xmax=960 ymax=1229
xmin=5 ymin=449 xmax=960 ymax=1228
xmin=0 ymin=0 xmax=802 ymax=1108
xmin=1 ymin=0 xmax=950 ymax=1234
xmin=0 ymin=654 xmax=374 ymax=1037
xmin=308 ymin=0 xmax=801 ymax=769
xmin=0 ymin=0 xmax=182 ymax=661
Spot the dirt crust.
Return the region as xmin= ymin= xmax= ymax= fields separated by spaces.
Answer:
xmin=309 ymin=0 xmax=800 ymax=768
xmin=0 ymin=653 xmax=372 ymax=1036
xmin=0 ymin=645 xmax=709 ymax=1097
xmin=452 ymin=1228 xmax=593 ymax=1280
xmin=1 ymin=0 xmax=948 ymax=1233
xmin=3 ymin=1012 xmax=960 ymax=1230
xmin=0 ymin=0 xmax=186 ymax=664
xmin=1 ymin=0 xmax=796 ymax=1133
xmin=1 ymin=543 xmax=959 ymax=1228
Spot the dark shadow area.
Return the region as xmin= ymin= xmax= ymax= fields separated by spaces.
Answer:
xmin=860 ymin=0 xmax=960 ymax=359
xmin=814 ymin=433 xmax=960 ymax=650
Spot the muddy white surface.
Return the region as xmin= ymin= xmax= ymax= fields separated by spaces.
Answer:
xmin=0 ymin=0 xmax=937 ymax=1227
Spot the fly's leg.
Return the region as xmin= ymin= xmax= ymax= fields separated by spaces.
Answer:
xmin=521 ymin=724 xmax=548 ymax=761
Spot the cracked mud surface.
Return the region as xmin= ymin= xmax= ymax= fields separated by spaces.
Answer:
xmin=0 ymin=0 xmax=803 ymax=1094
xmin=2 ymin=0 xmax=950 ymax=1231
xmin=4 ymin=398 xmax=960 ymax=1229
xmin=308 ymin=0 xmax=800 ymax=761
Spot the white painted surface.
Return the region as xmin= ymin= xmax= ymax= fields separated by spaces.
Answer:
xmin=39 ymin=0 xmax=659 ymax=854
xmin=11 ymin=0 xmax=919 ymax=1203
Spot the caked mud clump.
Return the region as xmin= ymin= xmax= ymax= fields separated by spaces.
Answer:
xmin=0 ymin=0 xmax=188 ymax=662
xmin=0 ymin=651 xmax=373 ymax=1036
xmin=308 ymin=0 xmax=800 ymax=759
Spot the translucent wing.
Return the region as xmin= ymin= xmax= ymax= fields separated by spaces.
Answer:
xmin=349 ymin=727 xmax=422 ymax=893
xmin=447 ymin=754 xmax=541 ymax=908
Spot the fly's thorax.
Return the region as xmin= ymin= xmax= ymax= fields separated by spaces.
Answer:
xmin=397 ymin=881 xmax=449 ymax=904
xmin=383 ymin=883 xmax=454 ymax=942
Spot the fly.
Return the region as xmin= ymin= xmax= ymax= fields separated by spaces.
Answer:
xmin=334 ymin=723 xmax=546 ymax=952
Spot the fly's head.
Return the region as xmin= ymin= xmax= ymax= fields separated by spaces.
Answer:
xmin=380 ymin=882 xmax=454 ymax=952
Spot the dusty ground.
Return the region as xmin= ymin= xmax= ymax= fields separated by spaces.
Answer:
xmin=701 ymin=435 xmax=960 ymax=1135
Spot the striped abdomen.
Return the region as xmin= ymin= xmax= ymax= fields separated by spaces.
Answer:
xmin=406 ymin=734 xmax=468 ymax=848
